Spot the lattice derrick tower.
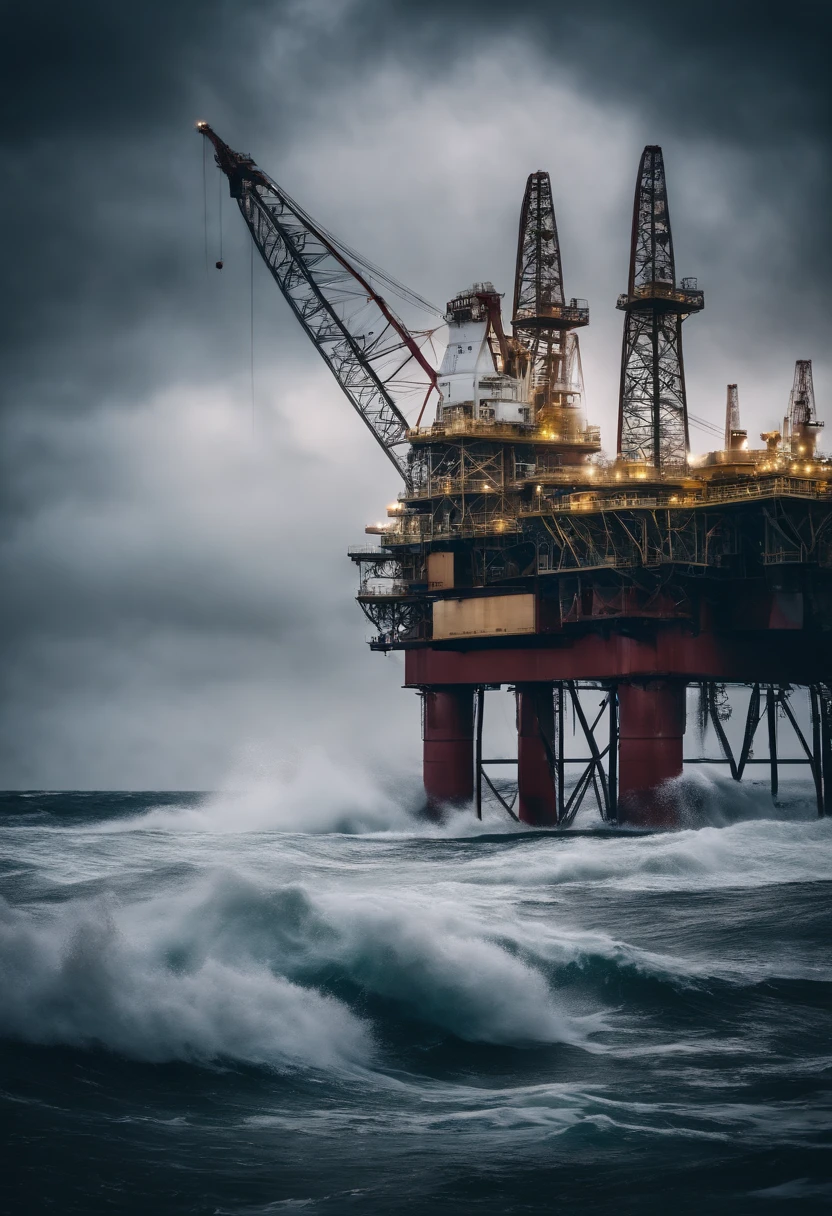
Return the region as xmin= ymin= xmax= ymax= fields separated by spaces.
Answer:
xmin=512 ymin=171 xmax=589 ymax=437
xmin=616 ymin=146 xmax=703 ymax=470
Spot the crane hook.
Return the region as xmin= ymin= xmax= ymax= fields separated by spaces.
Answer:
xmin=215 ymin=260 xmax=224 ymax=270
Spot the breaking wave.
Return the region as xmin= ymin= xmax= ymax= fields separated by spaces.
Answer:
xmin=2 ymin=783 xmax=830 ymax=1215
xmin=0 ymin=871 xmax=606 ymax=1067
xmin=104 ymin=748 xmax=433 ymax=835
xmin=0 ymin=892 xmax=371 ymax=1069
xmin=458 ymin=814 xmax=832 ymax=893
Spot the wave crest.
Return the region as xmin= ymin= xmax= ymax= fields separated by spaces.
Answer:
xmin=0 ymin=894 xmax=372 ymax=1068
xmin=0 ymin=870 xmax=603 ymax=1065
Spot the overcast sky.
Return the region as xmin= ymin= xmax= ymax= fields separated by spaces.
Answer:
xmin=1 ymin=0 xmax=829 ymax=788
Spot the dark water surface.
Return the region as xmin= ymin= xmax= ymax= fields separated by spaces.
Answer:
xmin=1 ymin=786 xmax=830 ymax=1214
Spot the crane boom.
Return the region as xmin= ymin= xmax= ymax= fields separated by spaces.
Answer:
xmin=197 ymin=123 xmax=439 ymax=479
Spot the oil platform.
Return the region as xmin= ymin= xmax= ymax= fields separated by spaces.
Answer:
xmin=199 ymin=125 xmax=832 ymax=827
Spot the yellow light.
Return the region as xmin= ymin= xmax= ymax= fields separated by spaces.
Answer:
xmin=670 ymin=495 xmax=678 ymax=503
xmin=805 ymin=464 xmax=812 ymax=473
xmin=196 ymin=120 xmax=208 ymax=130
xmin=536 ymin=485 xmax=542 ymax=493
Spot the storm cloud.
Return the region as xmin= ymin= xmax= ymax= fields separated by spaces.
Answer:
xmin=1 ymin=0 xmax=829 ymax=786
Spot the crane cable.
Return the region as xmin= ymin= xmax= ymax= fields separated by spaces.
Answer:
xmin=217 ymin=165 xmax=224 ymax=268
xmin=689 ymin=411 xmax=728 ymax=440
xmin=202 ymin=138 xmax=209 ymax=272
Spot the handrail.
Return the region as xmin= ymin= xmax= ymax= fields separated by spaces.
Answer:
xmin=348 ymin=544 xmax=395 ymax=558
xmin=407 ymin=420 xmax=602 ymax=444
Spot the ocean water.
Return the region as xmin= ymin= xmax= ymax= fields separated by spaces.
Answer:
xmin=1 ymin=773 xmax=831 ymax=1215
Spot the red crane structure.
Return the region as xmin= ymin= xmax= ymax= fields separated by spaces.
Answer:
xmin=200 ymin=124 xmax=832 ymax=827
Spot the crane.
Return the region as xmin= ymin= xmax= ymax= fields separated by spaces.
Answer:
xmin=197 ymin=123 xmax=440 ymax=479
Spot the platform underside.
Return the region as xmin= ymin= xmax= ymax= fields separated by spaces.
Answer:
xmin=404 ymin=627 xmax=832 ymax=688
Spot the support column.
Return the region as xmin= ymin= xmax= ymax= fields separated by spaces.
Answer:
xmin=516 ymin=685 xmax=559 ymax=826
xmin=820 ymin=687 xmax=832 ymax=818
xmin=617 ymin=680 xmax=686 ymax=827
xmin=422 ymin=688 xmax=474 ymax=809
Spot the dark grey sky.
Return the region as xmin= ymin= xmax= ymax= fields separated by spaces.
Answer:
xmin=1 ymin=0 xmax=829 ymax=788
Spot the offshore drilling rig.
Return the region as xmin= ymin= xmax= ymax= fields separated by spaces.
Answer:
xmin=199 ymin=125 xmax=832 ymax=827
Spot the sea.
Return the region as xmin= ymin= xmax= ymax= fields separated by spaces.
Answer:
xmin=1 ymin=772 xmax=831 ymax=1215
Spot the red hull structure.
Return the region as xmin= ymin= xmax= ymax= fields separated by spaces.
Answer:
xmin=422 ymin=688 xmax=474 ymax=808
xmin=405 ymin=625 xmax=832 ymax=826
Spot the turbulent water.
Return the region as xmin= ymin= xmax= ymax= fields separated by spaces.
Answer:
xmin=2 ymin=772 xmax=831 ymax=1214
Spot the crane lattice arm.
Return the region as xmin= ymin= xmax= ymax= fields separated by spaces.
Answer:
xmin=198 ymin=123 xmax=439 ymax=479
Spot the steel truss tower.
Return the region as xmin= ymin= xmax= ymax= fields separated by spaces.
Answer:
xmin=616 ymin=146 xmax=703 ymax=469
xmin=512 ymin=171 xmax=588 ymax=437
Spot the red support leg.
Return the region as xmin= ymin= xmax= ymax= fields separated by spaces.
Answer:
xmin=516 ymin=686 xmax=559 ymax=826
xmin=617 ymin=681 xmax=686 ymax=827
xmin=423 ymin=688 xmax=474 ymax=808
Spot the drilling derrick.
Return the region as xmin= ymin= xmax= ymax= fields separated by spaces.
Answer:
xmin=512 ymin=171 xmax=589 ymax=442
xmin=616 ymin=146 xmax=703 ymax=469
xmin=788 ymin=360 xmax=823 ymax=457
xmin=201 ymin=124 xmax=832 ymax=831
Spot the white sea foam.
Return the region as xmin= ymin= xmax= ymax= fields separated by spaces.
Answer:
xmin=457 ymin=813 xmax=832 ymax=893
xmin=101 ymin=748 xmax=423 ymax=835
xmin=2 ymin=768 xmax=829 ymax=1072
xmin=94 ymin=745 xmax=526 ymax=838
xmin=0 ymin=861 xmax=604 ymax=1063
xmin=0 ymin=894 xmax=371 ymax=1068
xmin=136 ymin=870 xmax=604 ymax=1048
